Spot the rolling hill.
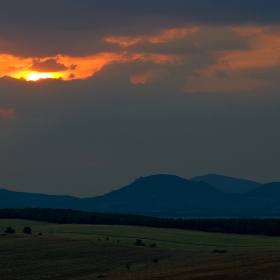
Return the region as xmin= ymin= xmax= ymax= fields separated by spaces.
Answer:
xmin=190 ymin=174 xmax=261 ymax=193
xmin=84 ymin=174 xmax=238 ymax=216
xmin=1 ymin=174 xmax=280 ymax=217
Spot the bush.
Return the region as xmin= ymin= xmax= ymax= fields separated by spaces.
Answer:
xmin=23 ymin=226 xmax=32 ymax=234
xmin=4 ymin=227 xmax=15 ymax=234
xmin=150 ymin=243 xmax=157 ymax=248
xmin=135 ymin=239 xmax=146 ymax=246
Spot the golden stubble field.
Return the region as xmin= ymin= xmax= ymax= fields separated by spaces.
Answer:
xmin=1 ymin=220 xmax=280 ymax=279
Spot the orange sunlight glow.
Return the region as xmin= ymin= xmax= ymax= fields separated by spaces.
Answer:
xmin=15 ymin=71 xmax=63 ymax=81
xmin=103 ymin=27 xmax=199 ymax=46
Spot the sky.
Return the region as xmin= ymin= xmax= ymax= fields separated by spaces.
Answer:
xmin=0 ymin=0 xmax=280 ymax=197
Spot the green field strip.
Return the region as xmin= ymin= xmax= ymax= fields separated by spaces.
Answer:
xmin=59 ymin=231 xmax=252 ymax=248
xmin=2 ymin=219 xmax=280 ymax=252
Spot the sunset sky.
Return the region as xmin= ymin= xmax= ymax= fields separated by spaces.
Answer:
xmin=1 ymin=0 xmax=280 ymax=197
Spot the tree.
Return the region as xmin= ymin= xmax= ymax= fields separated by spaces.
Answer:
xmin=23 ymin=227 xmax=32 ymax=234
xmin=4 ymin=227 xmax=15 ymax=234
xmin=135 ymin=239 xmax=145 ymax=246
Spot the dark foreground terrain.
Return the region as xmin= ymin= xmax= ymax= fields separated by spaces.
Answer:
xmin=1 ymin=235 xmax=280 ymax=280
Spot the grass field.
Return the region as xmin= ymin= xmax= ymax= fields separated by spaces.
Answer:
xmin=1 ymin=219 xmax=280 ymax=279
xmin=1 ymin=219 xmax=280 ymax=251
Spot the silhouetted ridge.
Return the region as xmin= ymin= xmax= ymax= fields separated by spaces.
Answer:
xmin=1 ymin=174 xmax=280 ymax=217
xmin=191 ymin=174 xmax=261 ymax=193
xmin=246 ymin=182 xmax=280 ymax=198
xmin=85 ymin=174 xmax=237 ymax=215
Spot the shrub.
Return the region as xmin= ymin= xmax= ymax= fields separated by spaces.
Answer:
xmin=135 ymin=239 xmax=146 ymax=246
xmin=4 ymin=227 xmax=15 ymax=234
xmin=23 ymin=227 xmax=32 ymax=234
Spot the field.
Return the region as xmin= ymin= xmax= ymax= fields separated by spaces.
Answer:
xmin=1 ymin=219 xmax=280 ymax=279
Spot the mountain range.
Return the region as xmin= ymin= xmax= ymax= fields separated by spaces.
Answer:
xmin=1 ymin=174 xmax=280 ymax=218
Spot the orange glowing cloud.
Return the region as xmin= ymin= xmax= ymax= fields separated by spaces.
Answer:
xmin=130 ymin=71 xmax=155 ymax=84
xmin=1 ymin=25 xmax=280 ymax=93
xmin=103 ymin=27 xmax=199 ymax=46
xmin=182 ymin=25 xmax=280 ymax=93
xmin=0 ymin=51 xmax=182 ymax=82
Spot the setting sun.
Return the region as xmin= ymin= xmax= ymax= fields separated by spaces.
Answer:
xmin=14 ymin=71 xmax=63 ymax=81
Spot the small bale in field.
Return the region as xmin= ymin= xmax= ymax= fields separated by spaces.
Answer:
xmin=211 ymin=249 xmax=227 ymax=253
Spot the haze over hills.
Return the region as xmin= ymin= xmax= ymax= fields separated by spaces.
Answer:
xmin=0 ymin=174 xmax=280 ymax=217
xmin=190 ymin=174 xmax=261 ymax=193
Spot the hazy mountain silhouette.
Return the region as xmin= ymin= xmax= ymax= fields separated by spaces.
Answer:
xmin=84 ymin=174 xmax=238 ymax=216
xmin=191 ymin=174 xmax=261 ymax=193
xmin=1 ymin=174 xmax=280 ymax=217
xmin=242 ymin=182 xmax=280 ymax=215
xmin=0 ymin=189 xmax=84 ymax=210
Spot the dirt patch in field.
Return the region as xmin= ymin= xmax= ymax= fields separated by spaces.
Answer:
xmin=1 ymin=235 xmax=280 ymax=279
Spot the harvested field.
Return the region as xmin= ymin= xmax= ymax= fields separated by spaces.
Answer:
xmin=1 ymin=234 xmax=280 ymax=279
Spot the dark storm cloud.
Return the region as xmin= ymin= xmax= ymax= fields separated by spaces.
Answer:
xmin=0 ymin=25 xmax=121 ymax=57
xmin=30 ymin=59 xmax=68 ymax=72
xmin=0 ymin=0 xmax=280 ymax=30
xmin=0 ymin=0 xmax=274 ymax=57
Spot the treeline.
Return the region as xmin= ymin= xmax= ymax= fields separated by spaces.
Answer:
xmin=1 ymin=208 xmax=280 ymax=236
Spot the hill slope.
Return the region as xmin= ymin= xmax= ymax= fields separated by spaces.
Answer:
xmin=0 ymin=189 xmax=84 ymax=210
xmin=84 ymin=174 xmax=239 ymax=216
xmin=191 ymin=174 xmax=261 ymax=193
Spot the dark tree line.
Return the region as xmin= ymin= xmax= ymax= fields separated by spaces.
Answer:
xmin=1 ymin=208 xmax=280 ymax=236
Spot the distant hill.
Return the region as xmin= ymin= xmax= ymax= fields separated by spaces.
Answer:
xmin=191 ymin=174 xmax=261 ymax=193
xmin=84 ymin=174 xmax=238 ymax=216
xmin=1 ymin=174 xmax=280 ymax=217
xmin=0 ymin=189 xmax=84 ymax=210
xmin=243 ymin=182 xmax=280 ymax=214
xmin=246 ymin=182 xmax=280 ymax=198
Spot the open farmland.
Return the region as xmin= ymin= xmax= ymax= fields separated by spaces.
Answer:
xmin=1 ymin=220 xmax=280 ymax=279
xmin=1 ymin=219 xmax=280 ymax=251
